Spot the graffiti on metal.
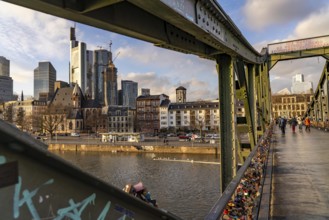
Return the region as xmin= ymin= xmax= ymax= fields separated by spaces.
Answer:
xmin=0 ymin=154 xmax=134 ymax=220
xmin=268 ymin=35 xmax=329 ymax=54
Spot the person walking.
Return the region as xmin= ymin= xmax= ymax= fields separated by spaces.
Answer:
xmin=297 ymin=116 xmax=303 ymax=132
xmin=291 ymin=117 xmax=298 ymax=133
xmin=305 ymin=116 xmax=311 ymax=132
xmin=279 ymin=116 xmax=287 ymax=134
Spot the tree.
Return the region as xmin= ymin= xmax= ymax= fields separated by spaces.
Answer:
xmin=32 ymin=113 xmax=44 ymax=133
xmin=41 ymin=105 xmax=65 ymax=138
xmin=195 ymin=116 xmax=205 ymax=137
xmin=3 ymin=104 xmax=14 ymax=123
xmin=15 ymin=107 xmax=25 ymax=130
xmin=42 ymin=114 xmax=64 ymax=139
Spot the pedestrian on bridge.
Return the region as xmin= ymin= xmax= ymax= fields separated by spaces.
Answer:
xmin=290 ymin=117 xmax=298 ymax=133
xmin=279 ymin=116 xmax=287 ymax=134
xmin=297 ymin=116 xmax=303 ymax=132
xmin=305 ymin=116 xmax=311 ymax=132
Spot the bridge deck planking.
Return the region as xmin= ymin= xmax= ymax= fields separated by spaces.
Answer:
xmin=271 ymin=125 xmax=329 ymax=219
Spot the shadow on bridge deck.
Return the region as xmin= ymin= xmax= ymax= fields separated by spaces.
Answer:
xmin=271 ymin=125 xmax=329 ymax=219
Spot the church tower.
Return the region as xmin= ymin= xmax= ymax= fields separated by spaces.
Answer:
xmin=176 ymin=86 xmax=186 ymax=103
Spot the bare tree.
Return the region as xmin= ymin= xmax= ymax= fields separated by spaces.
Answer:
xmin=195 ymin=116 xmax=205 ymax=137
xmin=42 ymin=114 xmax=64 ymax=138
xmin=15 ymin=107 xmax=25 ymax=130
xmin=40 ymin=105 xmax=65 ymax=138
xmin=3 ymin=104 xmax=14 ymax=123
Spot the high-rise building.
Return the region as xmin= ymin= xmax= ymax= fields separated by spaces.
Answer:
xmin=103 ymin=61 xmax=118 ymax=106
xmin=121 ymin=80 xmax=138 ymax=108
xmin=34 ymin=61 xmax=56 ymax=100
xmin=69 ymin=26 xmax=92 ymax=95
xmin=0 ymin=56 xmax=13 ymax=102
xmin=291 ymin=73 xmax=313 ymax=94
xmin=0 ymin=56 xmax=10 ymax=77
xmin=93 ymin=49 xmax=112 ymax=102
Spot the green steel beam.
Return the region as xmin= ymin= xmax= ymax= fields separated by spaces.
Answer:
xmin=247 ymin=64 xmax=258 ymax=143
xmin=269 ymin=47 xmax=329 ymax=70
xmin=216 ymin=54 xmax=236 ymax=193
xmin=234 ymin=59 xmax=256 ymax=153
xmin=255 ymin=65 xmax=264 ymax=135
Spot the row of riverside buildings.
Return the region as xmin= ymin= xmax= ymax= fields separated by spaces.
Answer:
xmin=0 ymin=85 xmax=223 ymax=135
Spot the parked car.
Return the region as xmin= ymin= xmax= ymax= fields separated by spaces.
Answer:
xmin=71 ymin=132 xmax=80 ymax=137
xmin=178 ymin=135 xmax=190 ymax=141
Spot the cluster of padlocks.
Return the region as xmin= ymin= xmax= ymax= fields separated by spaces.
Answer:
xmin=222 ymin=134 xmax=271 ymax=220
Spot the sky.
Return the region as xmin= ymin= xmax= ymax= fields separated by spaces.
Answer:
xmin=1 ymin=0 xmax=329 ymax=101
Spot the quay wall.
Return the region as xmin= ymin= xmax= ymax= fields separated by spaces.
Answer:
xmin=48 ymin=143 xmax=218 ymax=154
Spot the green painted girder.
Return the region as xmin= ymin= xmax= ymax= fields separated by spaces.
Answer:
xmin=216 ymin=54 xmax=237 ymax=193
xmin=269 ymin=47 xmax=329 ymax=70
xmin=305 ymin=60 xmax=329 ymax=122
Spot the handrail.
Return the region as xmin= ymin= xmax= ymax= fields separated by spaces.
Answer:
xmin=205 ymin=124 xmax=273 ymax=220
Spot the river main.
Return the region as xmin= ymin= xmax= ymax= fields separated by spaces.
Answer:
xmin=51 ymin=150 xmax=221 ymax=220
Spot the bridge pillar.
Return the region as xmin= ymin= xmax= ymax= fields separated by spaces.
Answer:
xmin=216 ymin=54 xmax=237 ymax=193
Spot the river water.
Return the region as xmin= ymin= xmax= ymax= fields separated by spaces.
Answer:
xmin=51 ymin=151 xmax=221 ymax=220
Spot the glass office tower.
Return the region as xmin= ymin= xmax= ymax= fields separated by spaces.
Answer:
xmin=34 ymin=62 xmax=56 ymax=100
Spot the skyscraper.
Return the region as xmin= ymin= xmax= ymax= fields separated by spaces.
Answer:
xmin=0 ymin=56 xmax=9 ymax=77
xmin=291 ymin=73 xmax=313 ymax=94
xmin=0 ymin=56 xmax=13 ymax=102
xmin=93 ymin=49 xmax=112 ymax=102
xmin=69 ymin=26 xmax=92 ymax=95
xmin=121 ymin=80 xmax=138 ymax=108
xmin=34 ymin=62 xmax=56 ymax=100
xmin=103 ymin=61 xmax=118 ymax=106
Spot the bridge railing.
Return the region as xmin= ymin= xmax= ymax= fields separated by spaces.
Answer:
xmin=205 ymin=124 xmax=274 ymax=220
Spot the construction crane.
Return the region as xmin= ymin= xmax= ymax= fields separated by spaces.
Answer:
xmin=113 ymin=52 xmax=120 ymax=62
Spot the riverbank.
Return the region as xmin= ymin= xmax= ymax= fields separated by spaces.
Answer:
xmin=48 ymin=143 xmax=218 ymax=154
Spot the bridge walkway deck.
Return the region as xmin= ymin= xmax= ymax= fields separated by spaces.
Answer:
xmin=270 ymin=125 xmax=329 ymax=219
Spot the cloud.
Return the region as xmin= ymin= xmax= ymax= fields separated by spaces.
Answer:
xmin=242 ymin=0 xmax=328 ymax=31
xmin=290 ymin=5 xmax=329 ymax=39
xmin=0 ymin=1 xmax=71 ymax=64
xmin=114 ymin=43 xmax=218 ymax=101
xmin=270 ymin=57 xmax=325 ymax=93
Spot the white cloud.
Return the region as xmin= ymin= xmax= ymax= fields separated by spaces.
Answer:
xmin=248 ymin=2 xmax=329 ymax=94
xmin=270 ymin=57 xmax=325 ymax=93
xmin=0 ymin=1 xmax=71 ymax=63
xmin=290 ymin=5 xmax=329 ymax=39
xmin=114 ymin=43 xmax=218 ymax=101
xmin=242 ymin=0 xmax=327 ymax=31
